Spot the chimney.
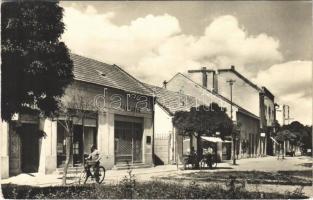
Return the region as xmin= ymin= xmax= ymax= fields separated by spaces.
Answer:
xmin=163 ymin=80 xmax=168 ymax=88
xmin=231 ymin=65 xmax=235 ymax=70
xmin=212 ymin=71 xmax=218 ymax=93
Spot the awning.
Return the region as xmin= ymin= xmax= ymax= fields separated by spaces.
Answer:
xmin=201 ymin=136 xmax=223 ymax=143
xmin=183 ymin=137 xmax=232 ymax=143
xmin=270 ymin=136 xmax=279 ymax=144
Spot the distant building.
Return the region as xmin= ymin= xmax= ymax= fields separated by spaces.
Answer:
xmin=187 ymin=66 xmax=277 ymax=157
xmin=260 ymin=86 xmax=276 ymax=155
xmin=145 ymin=83 xmax=232 ymax=165
xmin=165 ymin=72 xmax=260 ymax=160
xmin=1 ymin=54 xmax=154 ymax=178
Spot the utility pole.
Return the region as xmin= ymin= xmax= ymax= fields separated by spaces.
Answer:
xmin=227 ymin=79 xmax=236 ymax=165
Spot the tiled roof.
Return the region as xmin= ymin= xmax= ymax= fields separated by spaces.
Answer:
xmin=143 ymin=83 xmax=205 ymax=115
xmin=71 ymin=54 xmax=153 ymax=96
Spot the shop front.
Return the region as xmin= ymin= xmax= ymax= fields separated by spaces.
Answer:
xmin=114 ymin=116 xmax=143 ymax=164
xmin=56 ymin=116 xmax=97 ymax=168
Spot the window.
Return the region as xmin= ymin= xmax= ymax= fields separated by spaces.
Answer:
xmin=146 ymin=136 xmax=151 ymax=145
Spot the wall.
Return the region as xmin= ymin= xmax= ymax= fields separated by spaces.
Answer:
xmin=167 ymin=74 xmax=238 ymax=121
xmin=154 ymin=104 xmax=173 ymax=164
xmin=236 ymin=111 xmax=260 ymax=158
xmin=38 ymin=118 xmax=57 ymax=174
xmin=1 ymin=120 xmax=9 ymax=178
xmin=263 ymin=96 xmax=275 ymax=127
xmin=154 ymin=104 xmax=173 ymax=138
xmin=215 ymin=72 xmax=260 ymax=118
xmin=63 ymin=81 xmax=154 ymax=169
xmin=63 ymin=81 xmax=154 ymax=115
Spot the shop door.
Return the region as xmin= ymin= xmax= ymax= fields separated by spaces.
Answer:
xmin=132 ymin=123 xmax=142 ymax=163
xmin=115 ymin=121 xmax=143 ymax=164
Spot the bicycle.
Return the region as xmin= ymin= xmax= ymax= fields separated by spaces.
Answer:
xmin=200 ymin=154 xmax=218 ymax=169
xmin=78 ymin=157 xmax=106 ymax=184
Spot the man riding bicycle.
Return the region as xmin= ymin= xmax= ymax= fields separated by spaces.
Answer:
xmin=85 ymin=145 xmax=101 ymax=182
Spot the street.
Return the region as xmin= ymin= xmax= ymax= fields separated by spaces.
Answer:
xmin=1 ymin=156 xmax=312 ymax=197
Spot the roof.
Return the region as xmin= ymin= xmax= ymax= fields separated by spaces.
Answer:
xmin=218 ymin=67 xmax=262 ymax=92
xmin=71 ymin=54 xmax=153 ymax=96
xmin=143 ymin=83 xmax=204 ymax=116
xmin=167 ymin=73 xmax=260 ymax=120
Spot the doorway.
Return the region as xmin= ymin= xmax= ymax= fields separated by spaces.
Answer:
xmin=114 ymin=121 xmax=143 ymax=164
xmin=19 ymin=124 xmax=39 ymax=173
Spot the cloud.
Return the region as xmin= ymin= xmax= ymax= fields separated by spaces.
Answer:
xmin=253 ymin=60 xmax=312 ymax=125
xmin=254 ymin=61 xmax=311 ymax=96
xmin=62 ymin=7 xmax=283 ymax=85
xmin=62 ymin=6 xmax=181 ymax=74
xmin=61 ymin=6 xmax=311 ymax=125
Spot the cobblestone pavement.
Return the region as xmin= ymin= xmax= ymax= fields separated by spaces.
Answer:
xmin=1 ymin=156 xmax=312 ymax=196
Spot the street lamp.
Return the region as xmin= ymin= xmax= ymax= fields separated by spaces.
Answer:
xmin=227 ymin=78 xmax=236 ymax=165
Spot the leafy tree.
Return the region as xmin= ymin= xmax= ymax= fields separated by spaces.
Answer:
xmin=57 ymin=88 xmax=97 ymax=185
xmin=1 ymin=1 xmax=73 ymax=121
xmin=275 ymin=129 xmax=296 ymax=144
xmin=173 ymin=103 xmax=233 ymax=167
xmin=281 ymin=121 xmax=312 ymax=153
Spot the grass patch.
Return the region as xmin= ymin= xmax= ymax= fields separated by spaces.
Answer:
xmin=1 ymin=181 xmax=307 ymax=199
xmin=160 ymin=170 xmax=312 ymax=186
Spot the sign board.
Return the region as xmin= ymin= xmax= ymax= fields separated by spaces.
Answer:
xmin=260 ymin=132 xmax=266 ymax=137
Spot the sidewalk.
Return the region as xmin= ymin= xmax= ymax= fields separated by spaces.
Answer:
xmin=1 ymin=156 xmax=311 ymax=187
xmin=0 ymin=164 xmax=180 ymax=187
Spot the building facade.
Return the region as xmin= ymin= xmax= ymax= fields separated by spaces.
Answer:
xmin=1 ymin=54 xmax=154 ymax=178
xmin=146 ymin=84 xmax=229 ymax=164
xmin=166 ymin=72 xmax=261 ymax=159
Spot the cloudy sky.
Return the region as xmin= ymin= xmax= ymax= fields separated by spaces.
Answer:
xmin=60 ymin=1 xmax=312 ymax=125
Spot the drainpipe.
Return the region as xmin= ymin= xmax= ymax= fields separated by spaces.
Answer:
xmin=152 ymin=97 xmax=156 ymax=167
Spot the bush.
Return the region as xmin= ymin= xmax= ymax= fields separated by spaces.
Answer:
xmin=1 ymin=181 xmax=308 ymax=199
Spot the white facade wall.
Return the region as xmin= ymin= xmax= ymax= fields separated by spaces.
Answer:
xmin=1 ymin=120 xmax=9 ymax=178
xmin=167 ymin=74 xmax=238 ymax=121
xmin=154 ymin=104 xmax=173 ymax=138
xmin=215 ymin=72 xmax=260 ymax=118
xmin=263 ymin=96 xmax=275 ymax=127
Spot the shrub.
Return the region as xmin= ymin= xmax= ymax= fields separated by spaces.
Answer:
xmin=1 ymin=181 xmax=308 ymax=199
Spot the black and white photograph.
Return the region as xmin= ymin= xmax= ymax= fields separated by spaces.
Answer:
xmin=1 ymin=0 xmax=312 ymax=199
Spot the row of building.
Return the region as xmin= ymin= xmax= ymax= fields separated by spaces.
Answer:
xmin=1 ymin=54 xmax=277 ymax=178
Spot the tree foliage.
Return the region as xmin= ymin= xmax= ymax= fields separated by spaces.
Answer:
xmin=173 ymin=103 xmax=233 ymax=168
xmin=172 ymin=103 xmax=233 ymax=139
xmin=275 ymin=129 xmax=296 ymax=143
xmin=274 ymin=121 xmax=312 ymax=153
xmin=1 ymin=1 xmax=74 ymax=121
xmin=281 ymin=121 xmax=312 ymax=149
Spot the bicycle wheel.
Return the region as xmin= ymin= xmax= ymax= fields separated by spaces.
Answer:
xmin=96 ymin=166 xmax=106 ymax=184
xmin=78 ymin=170 xmax=88 ymax=184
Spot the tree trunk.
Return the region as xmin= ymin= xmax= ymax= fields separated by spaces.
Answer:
xmin=196 ymin=134 xmax=202 ymax=168
xmin=62 ymin=129 xmax=73 ymax=185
